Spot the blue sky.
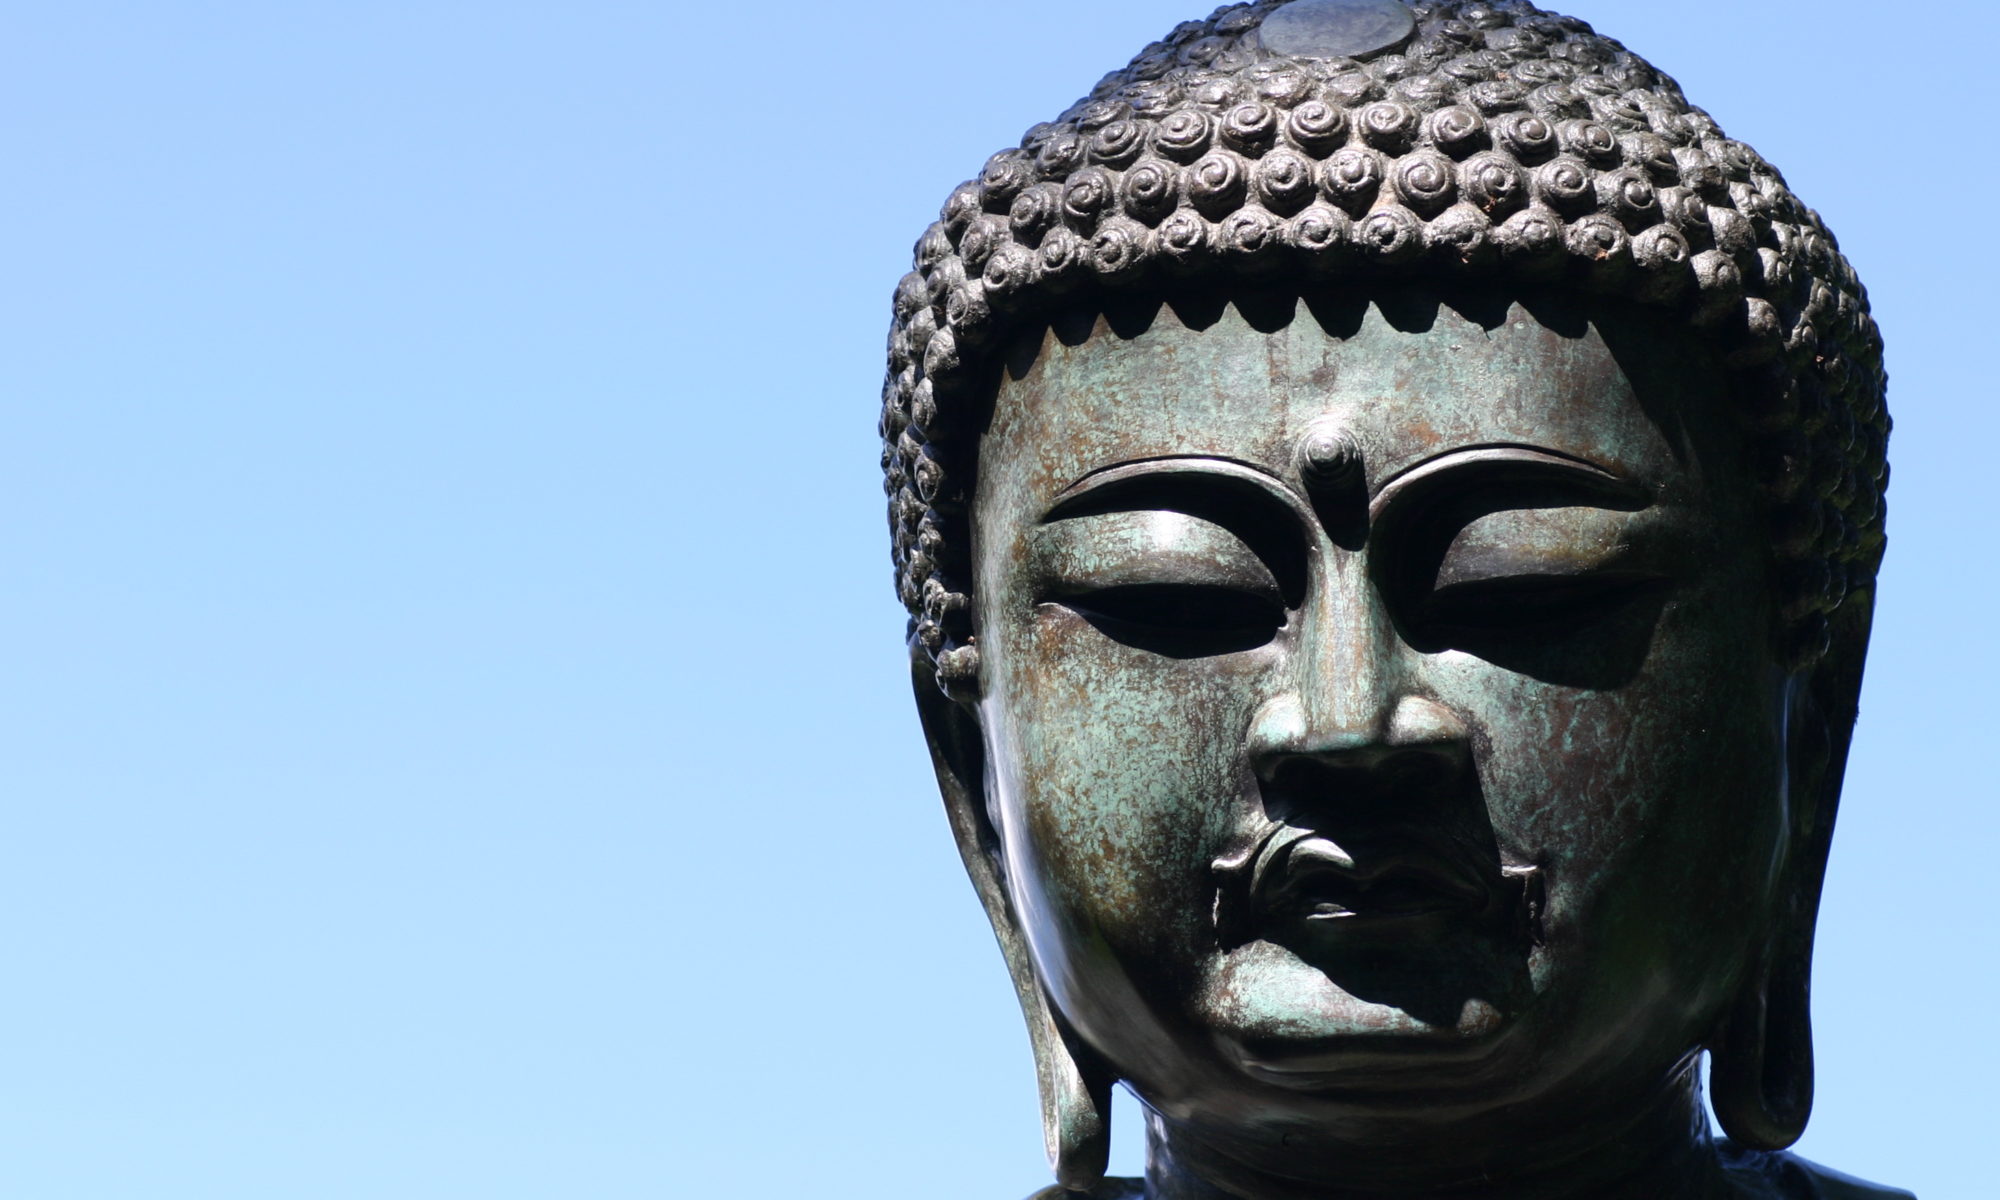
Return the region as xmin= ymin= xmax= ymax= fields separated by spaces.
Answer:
xmin=3 ymin=2 xmax=1991 ymax=1196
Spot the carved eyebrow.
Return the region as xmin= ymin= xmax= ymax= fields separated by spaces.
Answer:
xmin=1367 ymin=445 xmax=1649 ymax=524
xmin=1044 ymin=456 xmax=1308 ymax=525
xmin=1051 ymin=454 xmax=1293 ymax=504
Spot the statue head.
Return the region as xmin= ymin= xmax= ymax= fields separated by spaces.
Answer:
xmin=880 ymin=2 xmax=1887 ymax=1194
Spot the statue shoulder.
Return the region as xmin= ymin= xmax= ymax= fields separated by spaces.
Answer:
xmin=1019 ymin=1159 xmax=1912 ymax=1199
xmin=1718 ymin=1141 xmax=1915 ymax=1199
xmin=1024 ymin=1180 xmax=1144 ymax=1200
xmin=1786 ymin=1156 xmax=1917 ymax=1200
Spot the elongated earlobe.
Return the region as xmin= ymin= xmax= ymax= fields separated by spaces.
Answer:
xmin=1711 ymin=626 xmax=1857 ymax=1151
xmin=1710 ymin=941 xmax=1814 ymax=1149
xmin=1036 ymin=1001 xmax=1113 ymax=1189
xmin=911 ymin=641 xmax=1113 ymax=1192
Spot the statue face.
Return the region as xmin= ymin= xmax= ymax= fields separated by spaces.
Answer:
xmin=969 ymin=290 xmax=1795 ymax=1148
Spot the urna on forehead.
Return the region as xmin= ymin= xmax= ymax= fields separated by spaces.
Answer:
xmin=881 ymin=0 xmax=1887 ymax=696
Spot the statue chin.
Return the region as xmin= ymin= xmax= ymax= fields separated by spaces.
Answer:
xmin=885 ymin=0 xmax=1902 ymax=1196
xmin=1197 ymin=943 xmax=1517 ymax=1090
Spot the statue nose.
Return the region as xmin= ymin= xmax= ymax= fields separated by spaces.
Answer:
xmin=1245 ymin=558 xmax=1470 ymax=783
xmin=1248 ymin=691 xmax=1469 ymax=780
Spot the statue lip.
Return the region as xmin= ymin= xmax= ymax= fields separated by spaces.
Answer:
xmin=1214 ymin=823 xmax=1498 ymax=946
xmin=1265 ymin=837 xmax=1489 ymax=924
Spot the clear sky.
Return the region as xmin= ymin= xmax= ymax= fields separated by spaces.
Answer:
xmin=3 ymin=2 xmax=1991 ymax=1197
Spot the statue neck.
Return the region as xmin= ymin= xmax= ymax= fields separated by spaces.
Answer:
xmin=1138 ymin=1064 xmax=1732 ymax=1200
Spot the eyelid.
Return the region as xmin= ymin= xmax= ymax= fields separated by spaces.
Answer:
xmin=1033 ymin=511 xmax=1284 ymax=597
xmin=1368 ymin=445 xmax=1647 ymax=525
xmin=1431 ymin=505 xmax=1639 ymax=586
xmin=1420 ymin=570 xmax=1670 ymax=637
xmin=1431 ymin=562 xmax=1659 ymax=599
xmin=1040 ymin=457 xmax=1312 ymax=602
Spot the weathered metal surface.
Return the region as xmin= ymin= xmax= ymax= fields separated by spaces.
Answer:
xmin=1258 ymin=0 xmax=1416 ymax=59
xmin=882 ymin=3 xmax=1901 ymax=1197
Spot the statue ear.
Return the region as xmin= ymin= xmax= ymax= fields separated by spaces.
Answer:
xmin=911 ymin=643 xmax=1114 ymax=1191
xmin=1710 ymin=588 xmax=1874 ymax=1150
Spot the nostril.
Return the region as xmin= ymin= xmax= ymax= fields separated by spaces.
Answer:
xmin=1245 ymin=694 xmax=1309 ymax=769
xmin=1258 ymin=739 xmax=1472 ymax=817
xmin=1387 ymin=694 xmax=1469 ymax=749
xmin=1263 ymin=747 xmax=1394 ymax=801
xmin=1255 ymin=733 xmax=1383 ymax=783
xmin=1389 ymin=745 xmax=1477 ymax=799
xmin=1247 ymin=697 xmax=1474 ymax=788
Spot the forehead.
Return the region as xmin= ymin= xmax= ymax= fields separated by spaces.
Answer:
xmin=978 ymin=290 xmax=1724 ymax=504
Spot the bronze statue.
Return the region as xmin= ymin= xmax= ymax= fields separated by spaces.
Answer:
xmin=879 ymin=1 xmax=1903 ymax=1195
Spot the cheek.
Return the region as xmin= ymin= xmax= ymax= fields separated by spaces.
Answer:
xmin=983 ymin=608 xmax=1266 ymax=968
xmin=1430 ymin=600 xmax=1788 ymax=983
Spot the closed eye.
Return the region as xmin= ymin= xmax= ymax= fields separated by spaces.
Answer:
xmin=1420 ymin=572 xmax=1667 ymax=639
xmin=1052 ymin=584 xmax=1286 ymax=658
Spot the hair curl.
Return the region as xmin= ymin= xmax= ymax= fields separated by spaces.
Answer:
xmin=882 ymin=0 xmax=1887 ymax=695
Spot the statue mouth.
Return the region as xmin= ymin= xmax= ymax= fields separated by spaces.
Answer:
xmin=1213 ymin=824 xmax=1539 ymax=950
xmin=1268 ymin=836 xmax=1488 ymax=922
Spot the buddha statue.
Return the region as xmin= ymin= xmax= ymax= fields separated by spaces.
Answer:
xmin=878 ymin=1 xmax=1904 ymax=1196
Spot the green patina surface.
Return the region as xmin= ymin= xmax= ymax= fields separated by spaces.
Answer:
xmin=908 ymin=285 xmax=1894 ymax=1197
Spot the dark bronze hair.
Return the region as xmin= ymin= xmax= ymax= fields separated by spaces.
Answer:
xmin=881 ymin=0 xmax=1886 ymax=694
